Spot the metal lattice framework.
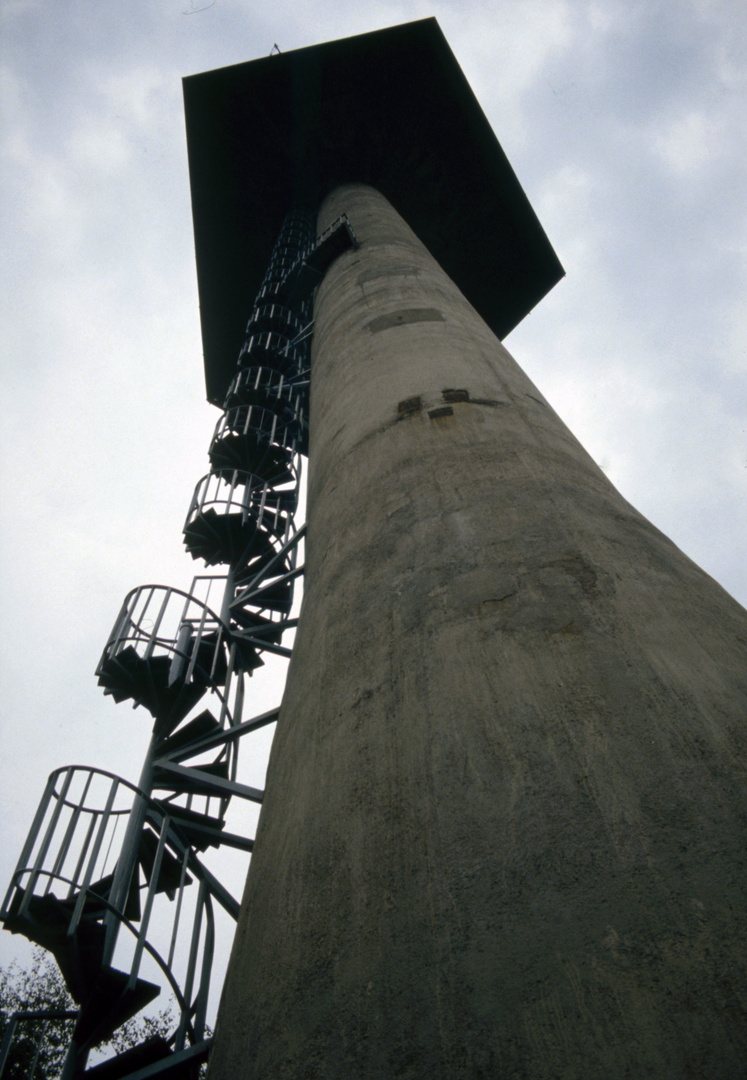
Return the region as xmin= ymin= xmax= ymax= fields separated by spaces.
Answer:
xmin=1 ymin=213 xmax=357 ymax=1079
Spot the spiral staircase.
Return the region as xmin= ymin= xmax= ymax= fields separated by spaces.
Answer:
xmin=1 ymin=212 xmax=357 ymax=1079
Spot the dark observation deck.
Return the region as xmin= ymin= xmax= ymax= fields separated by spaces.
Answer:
xmin=183 ymin=17 xmax=564 ymax=406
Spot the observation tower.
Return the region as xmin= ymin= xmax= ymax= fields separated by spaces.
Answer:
xmin=3 ymin=18 xmax=746 ymax=1080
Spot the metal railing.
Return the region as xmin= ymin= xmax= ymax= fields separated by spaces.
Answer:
xmin=1 ymin=765 xmax=233 ymax=1070
xmin=0 ymin=206 xmax=342 ymax=1078
xmin=245 ymin=303 xmax=304 ymax=339
xmin=236 ymin=331 xmax=304 ymax=374
xmin=224 ymin=365 xmax=302 ymax=412
xmin=210 ymin=403 xmax=303 ymax=453
xmin=98 ymin=586 xmax=230 ymax=691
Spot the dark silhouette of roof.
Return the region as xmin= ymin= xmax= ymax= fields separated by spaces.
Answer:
xmin=183 ymin=18 xmax=564 ymax=405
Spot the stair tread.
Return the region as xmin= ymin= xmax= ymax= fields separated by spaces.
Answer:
xmin=184 ymin=509 xmax=280 ymax=572
xmin=231 ymin=636 xmax=265 ymax=674
xmin=155 ymin=708 xmax=221 ymax=757
xmin=50 ymin=871 xmax=140 ymax=924
xmin=98 ymin=636 xmax=223 ymax=733
xmin=3 ymin=894 xmax=108 ymax=1003
xmin=74 ymin=968 xmax=161 ymax=1050
xmin=138 ymin=828 xmax=192 ymax=897
xmin=152 ymin=760 xmax=230 ymax=797
xmin=209 ymin=434 xmax=292 ymax=483
xmin=230 ymin=609 xmax=285 ymax=635
xmin=160 ymin=805 xmax=227 ymax=851
xmin=83 ymin=1035 xmax=172 ymax=1080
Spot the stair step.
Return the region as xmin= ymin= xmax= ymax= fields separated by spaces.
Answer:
xmin=97 ymin=647 xmax=158 ymax=710
xmin=98 ymin=648 xmax=212 ymax=738
xmin=138 ymin=828 xmax=192 ymax=899
xmin=51 ymin=871 xmax=140 ymax=925
xmin=256 ymin=508 xmax=290 ymax=541
xmin=152 ymin=761 xmax=230 ymax=798
xmin=209 ymin=433 xmax=292 ymax=482
xmin=152 ymin=682 xmax=211 ymax=740
xmin=234 ymin=580 xmax=294 ymax=614
xmin=233 ymin=552 xmax=294 ymax=589
xmin=183 ymin=510 xmax=245 ymax=566
xmin=74 ymin=968 xmax=161 ymax=1051
xmin=155 ymin=709 xmax=221 ymax=757
xmin=184 ymin=509 xmax=279 ymax=572
xmin=191 ymin=630 xmax=229 ymax=687
xmin=72 ymin=873 xmax=115 ymax=920
xmin=231 ymin=636 xmax=265 ymax=673
xmin=97 ymin=648 xmax=163 ymax=716
xmin=3 ymin=893 xmax=107 ymax=1004
xmin=229 ymin=610 xmax=285 ymax=642
xmin=83 ymin=1035 xmax=172 ymax=1080
xmin=161 ymin=805 xmax=227 ymax=851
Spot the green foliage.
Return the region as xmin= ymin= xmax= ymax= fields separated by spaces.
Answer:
xmin=0 ymin=949 xmax=176 ymax=1079
xmin=0 ymin=949 xmax=74 ymax=1079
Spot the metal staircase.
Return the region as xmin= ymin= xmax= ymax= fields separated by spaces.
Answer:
xmin=1 ymin=212 xmax=357 ymax=1079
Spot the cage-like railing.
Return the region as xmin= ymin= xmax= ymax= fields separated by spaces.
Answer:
xmin=95 ymin=584 xmax=247 ymax=744
xmin=252 ymin=280 xmax=288 ymax=308
xmin=211 ymin=402 xmax=303 ymax=451
xmin=264 ymin=249 xmax=303 ymax=278
xmin=184 ymin=471 xmax=298 ymax=579
xmin=0 ymin=207 xmax=342 ymax=1079
xmin=223 ymin=365 xmax=303 ymax=415
xmin=236 ymin=331 xmax=304 ymax=375
xmin=98 ymin=586 xmax=230 ymax=691
xmin=208 ymin=405 xmax=301 ymax=484
xmin=245 ymin=303 xmax=305 ymax=340
xmin=1 ymin=766 xmax=234 ymax=1073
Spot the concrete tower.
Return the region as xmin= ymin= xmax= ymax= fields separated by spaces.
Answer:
xmin=183 ymin=21 xmax=747 ymax=1080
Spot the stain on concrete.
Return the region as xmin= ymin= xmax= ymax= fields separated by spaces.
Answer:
xmin=397 ymin=396 xmax=422 ymax=417
xmin=357 ymin=264 xmax=422 ymax=285
xmin=470 ymin=397 xmax=510 ymax=408
xmin=480 ymin=589 xmax=518 ymax=611
xmin=366 ymin=307 xmax=444 ymax=333
xmin=541 ymin=553 xmax=599 ymax=596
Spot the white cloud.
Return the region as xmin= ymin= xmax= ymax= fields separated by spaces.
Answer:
xmin=97 ymin=66 xmax=173 ymax=128
xmin=532 ymin=162 xmax=609 ymax=274
xmin=585 ymin=0 xmax=627 ymax=35
xmin=654 ymin=108 xmax=725 ymax=175
xmin=0 ymin=0 xmax=42 ymax=18
xmin=69 ymin=118 xmax=132 ymax=171
xmin=443 ymin=0 xmax=575 ymax=148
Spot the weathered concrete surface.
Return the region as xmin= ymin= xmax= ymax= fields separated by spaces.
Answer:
xmin=209 ymin=185 xmax=747 ymax=1079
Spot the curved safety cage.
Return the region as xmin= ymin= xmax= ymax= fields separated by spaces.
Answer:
xmin=184 ymin=471 xmax=299 ymax=578
xmin=1 ymin=767 xmax=229 ymax=1076
xmin=236 ymin=331 xmax=304 ymax=375
xmin=2 ymin=209 xmax=357 ymax=1078
xmin=99 ymin=585 xmax=229 ymax=683
xmin=96 ymin=584 xmax=238 ymax=726
xmin=245 ymin=303 xmax=305 ymax=339
xmin=217 ymin=400 xmax=305 ymax=441
xmin=224 ymin=365 xmax=304 ymax=414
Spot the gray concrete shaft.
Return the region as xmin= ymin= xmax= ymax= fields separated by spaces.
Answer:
xmin=209 ymin=185 xmax=747 ymax=1079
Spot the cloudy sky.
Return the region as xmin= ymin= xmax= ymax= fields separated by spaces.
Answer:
xmin=1 ymin=0 xmax=745 ymax=998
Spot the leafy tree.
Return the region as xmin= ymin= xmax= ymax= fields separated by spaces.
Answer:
xmin=0 ymin=949 xmax=175 ymax=1079
xmin=0 ymin=950 xmax=74 ymax=1079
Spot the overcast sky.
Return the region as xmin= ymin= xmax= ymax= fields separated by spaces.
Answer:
xmin=1 ymin=0 xmax=745 ymax=996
